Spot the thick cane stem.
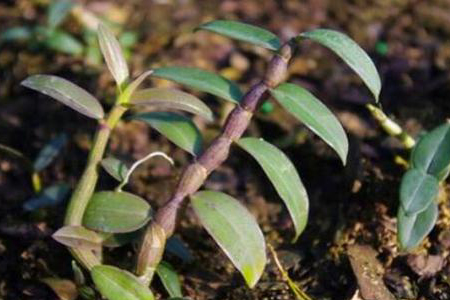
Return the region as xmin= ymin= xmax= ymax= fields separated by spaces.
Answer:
xmin=136 ymin=42 xmax=295 ymax=284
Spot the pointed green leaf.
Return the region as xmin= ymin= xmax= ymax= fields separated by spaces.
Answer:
xmin=438 ymin=165 xmax=450 ymax=182
xmin=0 ymin=27 xmax=32 ymax=42
xmin=191 ymin=191 xmax=266 ymax=288
xmin=152 ymin=67 xmax=242 ymax=103
xmin=21 ymin=75 xmax=104 ymax=119
xmin=130 ymin=88 xmax=213 ymax=121
xmin=237 ymin=137 xmax=308 ymax=241
xmin=72 ymin=261 xmax=85 ymax=286
xmin=23 ymin=183 xmax=70 ymax=211
xmin=98 ymin=24 xmax=129 ymax=87
xmin=101 ymin=157 xmax=129 ymax=182
xmin=400 ymin=169 xmax=439 ymax=215
xmin=45 ymin=30 xmax=84 ymax=56
xmin=299 ymin=29 xmax=381 ymax=101
xmin=83 ymin=191 xmax=152 ymax=233
xmin=48 ymin=0 xmax=74 ymax=29
xmin=398 ymin=201 xmax=438 ymax=251
xmin=156 ymin=261 xmax=183 ymax=298
xmin=119 ymin=70 xmax=153 ymax=104
xmin=33 ymin=133 xmax=67 ymax=172
xmin=197 ymin=20 xmax=281 ymax=51
xmin=130 ymin=112 xmax=203 ymax=156
xmin=411 ymin=123 xmax=450 ymax=179
xmin=91 ymin=265 xmax=154 ymax=300
xmin=52 ymin=225 xmax=103 ymax=249
xmin=270 ymin=83 xmax=348 ymax=164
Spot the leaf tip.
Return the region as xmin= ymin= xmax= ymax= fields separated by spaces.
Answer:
xmin=20 ymin=78 xmax=29 ymax=87
xmin=340 ymin=152 xmax=348 ymax=166
xmin=20 ymin=75 xmax=38 ymax=88
xmin=242 ymin=264 xmax=264 ymax=289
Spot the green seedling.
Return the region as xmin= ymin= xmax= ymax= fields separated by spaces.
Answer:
xmin=397 ymin=122 xmax=450 ymax=251
xmin=0 ymin=133 xmax=70 ymax=212
xmin=1 ymin=0 xmax=137 ymax=66
xmin=367 ymin=104 xmax=450 ymax=251
xmin=1 ymin=0 xmax=83 ymax=56
xmin=21 ymin=20 xmax=381 ymax=299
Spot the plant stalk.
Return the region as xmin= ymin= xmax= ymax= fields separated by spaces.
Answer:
xmin=268 ymin=244 xmax=313 ymax=300
xmin=136 ymin=41 xmax=295 ymax=284
xmin=366 ymin=103 xmax=415 ymax=149
xmin=64 ymin=104 xmax=126 ymax=270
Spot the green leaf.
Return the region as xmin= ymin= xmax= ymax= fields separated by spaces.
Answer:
xmin=91 ymin=265 xmax=154 ymax=300
xmin=33 ymin=133 xmax=67 ymax=172
xmin=120 ymin=70 xmax=153 ymax=104
xmin=23 ymin=183 xmax=70 ymax=211
xmin=299 ymin=29 xmax=381 ymax=101
xmin=152 ymin=67 xmax=242 ymax=103
xmin=130 ymin=88 xmax=213 ymax=121
xmin=270 ymin=83 xmax=348 ymax=164
xmin=45 ymin=30 xmax=84 ymax=56
xmin=101 ymin=157 xmax=129 ymax=182
xmin=197 ymin=20 xmax=281 ymax=51
xmin=237 ymin=137 xmax=308 ymax=241
xmin=411 ymin=123 xmax=450 ymax=179
xmin=398 ymin=201 xmax=438 ymax=251
xmin=400 ymin=169 xmax=439 ymax=215
xmin=156 ymin=261 xmax=183 ymax=298
xmin=191 ymin=191 xmax=266 ymax=288
xmin=0 ymin=27 xmax=32 ymax=42
xmin=52 ymin=225 xmax=103 ymax=249
xmin=119 ymin=31 xmax=138 ymax=48
xmin=48 ymin=0 xmax=74 ymax=29
xmin=83 ymin=191 xmax=152 ymax=233
xmin=72 ymin=261 xmax=85 ymax=286
xmin=98 ymin=24 xmax=129 ymax=87
xmin=130 ymin=112 xmax=203 ymax=156
xmin=438 ymin=165 xmax=450 ymax=182
xmin=21 ymin=75 xmax=104 ymax=119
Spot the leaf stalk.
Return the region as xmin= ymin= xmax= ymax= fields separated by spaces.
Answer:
xmin=366 ymin=103 xmax=415 ymax=149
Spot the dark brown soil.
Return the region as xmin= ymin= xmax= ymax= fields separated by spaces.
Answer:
xmin=2 ymin=0 xmax=450 ymax=299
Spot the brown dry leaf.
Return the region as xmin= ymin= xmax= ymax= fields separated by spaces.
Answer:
xmin=347 ymin=244 xmax=396 ymax=300
xmin=407 ymin=254 xmax=445 ymax=278
xmin=41 ymin=278 xmax=78 ymax=300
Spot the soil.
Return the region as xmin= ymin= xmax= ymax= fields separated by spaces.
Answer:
xmin=2 ymin=0 xmax=450 ymax=299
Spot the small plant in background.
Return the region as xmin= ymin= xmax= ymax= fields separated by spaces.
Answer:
xmin=1 ymin=0 xmax=83 ymax=56
xmin=0 ymin=133 xmax=70 ymax=211
xmin=1 ymin=0 xmax=137 ymax=65
xmin=367 ymin=101 xmax=450 ymax=251
xmin=21 ymin=20 xmax=382 ymax=299
xmin=396 ymin=122 xmax=450 ymax=251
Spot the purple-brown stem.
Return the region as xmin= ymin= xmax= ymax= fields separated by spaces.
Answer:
xmin=136 ymin=41 xmax=295 ymax=284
